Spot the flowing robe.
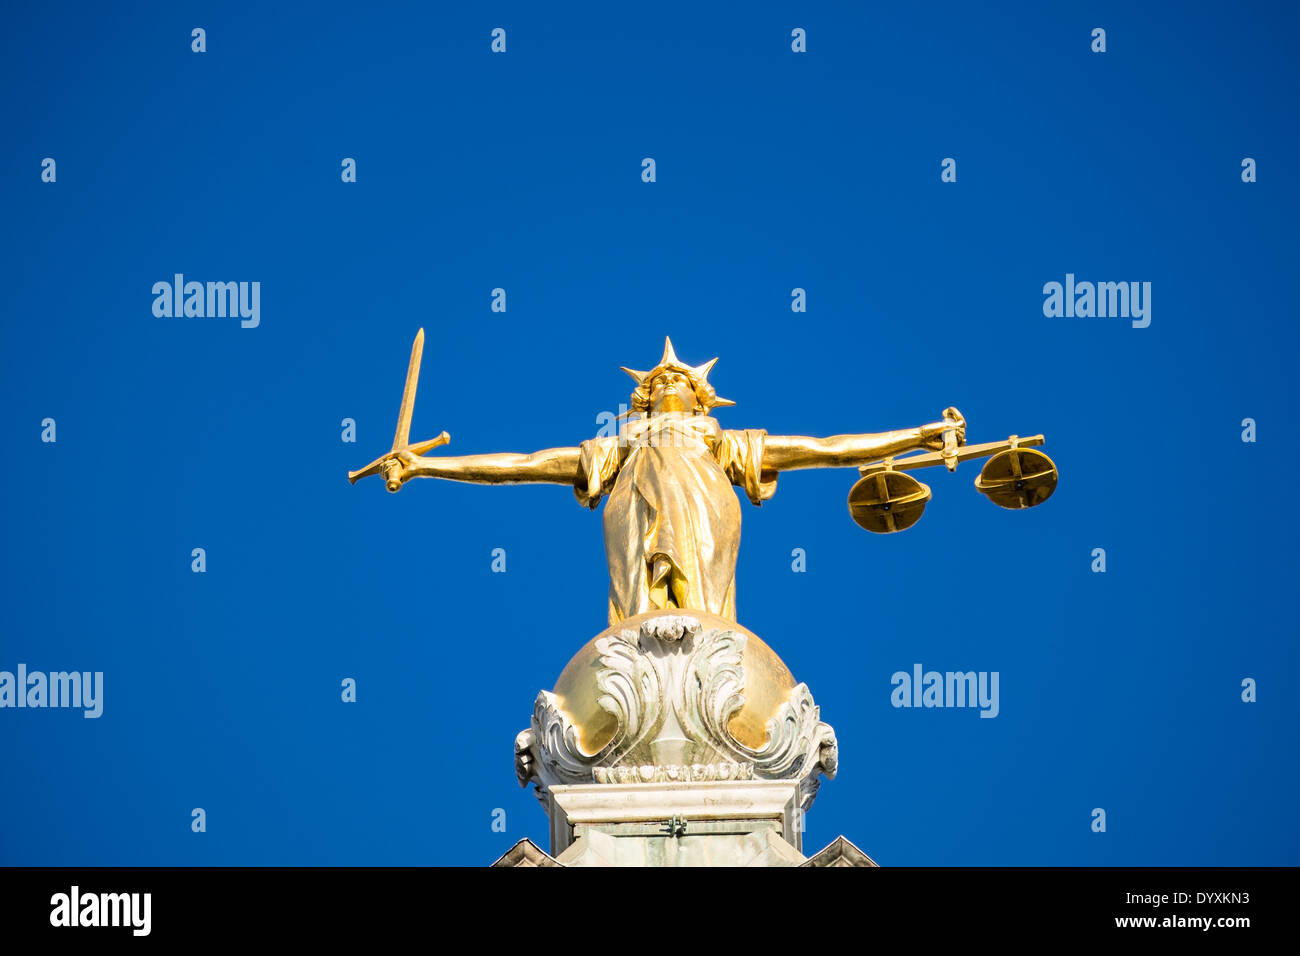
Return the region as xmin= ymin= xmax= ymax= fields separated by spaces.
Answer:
xmin=573 ymin=412 xmax=778 ymax=625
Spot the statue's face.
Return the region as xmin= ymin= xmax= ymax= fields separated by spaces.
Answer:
xmin=649 ymin=370 xmax=696 ymax=414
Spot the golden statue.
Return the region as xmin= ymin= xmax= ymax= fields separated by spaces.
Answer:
xmin=350 ymin=331 xmax=1056 ymax=626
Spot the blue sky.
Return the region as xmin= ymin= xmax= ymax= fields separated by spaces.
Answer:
xmin=1 ymin=1 xmax=1297 ymax=865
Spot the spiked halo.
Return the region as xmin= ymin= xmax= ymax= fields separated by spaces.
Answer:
xmin=620 ymin=336 xmax=736 ymax=414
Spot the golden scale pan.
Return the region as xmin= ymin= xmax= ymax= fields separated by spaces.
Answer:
xmin=848 ymin=435 xmax=1058 ymax=534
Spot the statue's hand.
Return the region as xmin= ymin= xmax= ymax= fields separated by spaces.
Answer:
xmin=380 ymin=449 xmax=421 ymax=493
xmin=920 ymin=407 xmax=966 ymax=451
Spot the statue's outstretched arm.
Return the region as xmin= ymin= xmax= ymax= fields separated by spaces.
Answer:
xmin=762 ymin=409 xmax=965 ymax=472
xmin=392 ymin=446 xmax=581 ymax=489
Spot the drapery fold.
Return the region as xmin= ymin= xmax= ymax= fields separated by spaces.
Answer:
xmin=573 ymin=413 xmax=777 ymax=626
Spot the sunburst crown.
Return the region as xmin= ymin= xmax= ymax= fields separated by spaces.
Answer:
xmin=620 ymin=337 xmax=735 ymax=414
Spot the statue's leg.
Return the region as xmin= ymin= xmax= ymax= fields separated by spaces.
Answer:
xmin=648 ymin=553 xmax=683 ymax=610
xmin=718 ymin=578 xmax=737 ymax=622
xmin=607 ymin=589 xmax=623 ymax=627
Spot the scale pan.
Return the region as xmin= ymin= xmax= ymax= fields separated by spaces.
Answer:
xmin=975 ymin=447 xmax=1058 ymax=510
xmin=848 ymin=470 xmax=932 ymax=534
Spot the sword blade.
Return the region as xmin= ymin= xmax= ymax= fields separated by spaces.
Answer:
xmin=391 ymin=328 xmax=425 ymax=451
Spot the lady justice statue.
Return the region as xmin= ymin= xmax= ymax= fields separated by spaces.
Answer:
xmin=350 ymin=333 xmax=967 ymax=627
xmin=350 ymin=330 xmax=1056 ymax=865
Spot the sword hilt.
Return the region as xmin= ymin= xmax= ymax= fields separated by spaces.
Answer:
xmin=347 ymin=431 xmax=451 ymax=488
xmin=382 ymin=459 xmax=403 ymax=493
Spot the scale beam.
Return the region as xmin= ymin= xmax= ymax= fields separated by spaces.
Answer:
xmin=859 ymin=435 xmax=1045 ymax=476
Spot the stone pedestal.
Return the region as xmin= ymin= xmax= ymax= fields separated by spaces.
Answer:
xmin=504 ymin=610 xmax=874 ymax=867
xmin=547 ymin=780 xmax=804 ymax=865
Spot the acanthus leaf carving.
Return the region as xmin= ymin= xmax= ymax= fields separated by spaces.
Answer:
xmin=514 ymin=614 xmax=837 ymax=813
